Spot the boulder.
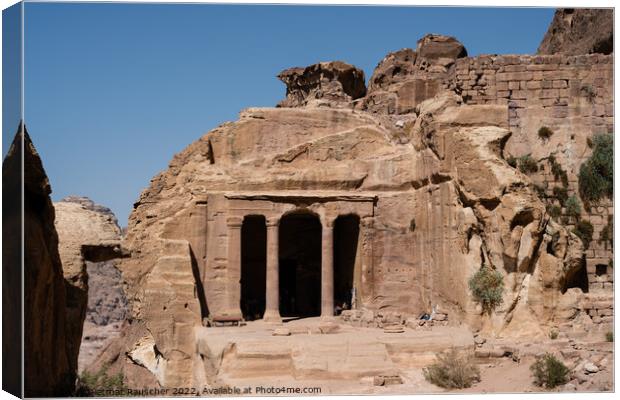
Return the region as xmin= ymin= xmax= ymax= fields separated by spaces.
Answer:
xmin=416 ymin=33 xmax=467 ymax=60
xmin=584 ymin=362 xmax=599 ymax=374
xmin=277 ymin=61 xmax=366 ymax=108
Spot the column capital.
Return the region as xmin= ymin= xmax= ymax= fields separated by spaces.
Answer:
xmin=360 ymin=216 xmax=375 ymax=229
xmin=226 ymin=216 xmax=243 ymax=228
xmin=266 ymin=216 xmax=280 ymax=227
xmin=322 ymin=217 xmax=335 ymax=229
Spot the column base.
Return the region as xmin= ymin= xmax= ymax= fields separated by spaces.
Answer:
xmin=222 ymin=309 xmax=243 ymax=320
xmin=320 ymin=314 xmax=336 ymax=322
xmin=263 ymin=310 xmax=282 ymax=324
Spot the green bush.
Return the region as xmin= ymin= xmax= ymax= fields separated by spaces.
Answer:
xmin=518 ymin=155 xmax=539 ymax=174
xmin=76 ymin=366 xmax=127 ymax=397
xmin=606 ymin=331 xmax=613 ymax=342
xmin=573 ymin=220 xmax=594 ymax=249
xmin=581 ymin=84 xmax=596 ymax=103
xmin=599 ymin=215 xmax=613 ymax=248
xmin=560 ymin=171 xmax=569 ymax=188
xmin=530 ymin=353 xmax=570 ymax=389
xmin=565 ymin=195 xmax=581 ymax=219
xmin=547 ymin=205 xmax=562 ymax=220
xmin=534 ymin=185 xmax=547 ymax=199
xmin=423 ymin=348 xmax=481 ymax=389
xmin=552 ymin=187 xmax=568 ymax=206
xmin=506 ymin=156 xmax=517 ymax=168
xmin=549 ymin=330 xmax=558 ymax=340
xmin=579 ymin=133 xmax=613 ymax=203
xmin=468 ymin=265 xmax=504 ymax=314
xmin=548 ymin=157 xmax=569 ymax=188
xmin=538 ymin=126 xmax=554 ymax=140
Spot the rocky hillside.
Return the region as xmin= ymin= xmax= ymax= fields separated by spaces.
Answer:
xmin=92 ymin=31 xmax=614 ymax=389
xmin=538 ymin=8 xmax=613 ymax=55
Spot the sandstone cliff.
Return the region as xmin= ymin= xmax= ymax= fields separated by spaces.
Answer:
xmin=538 ymin=8 xmax=613 ymax=56
xmin=3 ymin=124 xmax=24 ymax=397
xmin=53 ymin=196 xmax=127 ymax=373
xmin=101 ymin=31 xmax=614 ymax=388
xmin=8 ymin=127 xmax=76 ymax=396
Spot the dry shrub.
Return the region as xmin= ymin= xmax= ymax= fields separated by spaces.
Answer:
xmin=423 ymin=348 xmax=480 ymax=389
xmin=468 ymin=265 xmax=504 ymax=314
xmin=530 ymin=353 xmax=569 ymax=389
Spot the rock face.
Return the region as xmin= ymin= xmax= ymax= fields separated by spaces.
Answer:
xmin=277 ymin=61 xmax=366 ymax=108
xmin=53 ymin=196 xmax=127 ymax=373
xmin=537 ymin=8 xmax=613 ymax=55
xmin=9 ymin=127 xmax=75 ymax=396
xmin=3 ymin=124 xmax=23 ymax=397
xmin=362 ymin=34 xmax=467 ymax=114
xmin=105 ymin=28 xmax=614 ymax=388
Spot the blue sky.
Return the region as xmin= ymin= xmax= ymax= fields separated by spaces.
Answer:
xmin=16 ymin=3 xmax=554 ymax=225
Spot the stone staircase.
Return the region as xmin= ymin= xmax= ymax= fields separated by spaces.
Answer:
xmin=195 ymin=321 xmax=474 ymax=383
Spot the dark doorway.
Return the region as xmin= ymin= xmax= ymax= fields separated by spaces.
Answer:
xmin=241 ymin=215 xmax=266 ymax=320
xmin=563 ymin=255 xmax=589 ymax=293
xmin=279 ymin=212 xmax=322 ymax=318
xmin=595 ymin=264 xmax=608 ymax=276
xmin=334 ymin=215 xmax=360 ymax=312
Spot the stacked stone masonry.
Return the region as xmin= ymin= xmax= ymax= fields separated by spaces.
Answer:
xmin=445 ymin=53 xmax=614 ymax=290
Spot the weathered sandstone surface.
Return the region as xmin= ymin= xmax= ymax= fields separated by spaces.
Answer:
xmin=98 ymin=30 xmax=613 ymax=390
xmin=538 ymin=8 xmax=613 ymax=56
xmin=53 ymin=195 xmax=128 ymax=373
xmin=7 ymin=128 xmax=75 ymax=396
xmin=2 ymin=125 xmax=23 ymax=397
xmin=54 ymin=196 xmax=127 ymax=376
xmin=277 ymin=61 xmax=366 ymax=108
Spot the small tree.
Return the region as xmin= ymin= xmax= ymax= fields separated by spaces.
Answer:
xmin=579 ymin=133 xmax=613 ymax=202
xmin=530 ymin=353 xmax=570 ymax=389
xmin=547 ymin=205 xmax=561 ymax=220
xmin=538 ymin=126 xmax=554 ymax=141
xmin=552 ymin=187 xmax=568 ymax=206
xmin=565 ymin=195 xmax=581 ymax=219
xmin=506 ymin=156 xmax=517 ymax=168
xmin=423 ymin=348 xmax=481 ymax=389
xmin=468 ymin=265 xmax=504 ymax=314
xmin=518 ymin=155 xmax=538 ymax=174
xmin=599 ymin=215 xmax=613 ymax=248
xmin=573 ymin=220 xmax=594 ymax=249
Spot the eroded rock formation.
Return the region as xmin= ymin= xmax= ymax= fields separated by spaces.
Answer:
xmin=102 ymin=24 xmax=615 ymax=387
xmin=11 ymin=128 xmax=75 ymax=396
xmin=362 ymin=34 xmax=467 ymax=114
xmin=277 ymin=61 xmax=366 ymax=108
xmin=53 ymin=196 xmax=127 ymax=373
xmin=69 ymin=10 xmax=614 ymax=389
xmin=2 ymin=124 xmax=23 ymax=397
xmin=538 ymin=8 xmax=613 ymax=56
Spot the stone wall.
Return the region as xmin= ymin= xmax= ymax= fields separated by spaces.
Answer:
xmin=445 ymin=53 xmax=614 ymax=292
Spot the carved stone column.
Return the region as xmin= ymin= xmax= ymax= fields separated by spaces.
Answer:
xmin=226 ymin=216 xmax=243 ymax=318
xmin=321 ymin=217 xmax=335 ymax=319
xmin=359 ymin=217 xmax=375 ymax=306
xmin=263 ymin=217 xmax=282 ymax=323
